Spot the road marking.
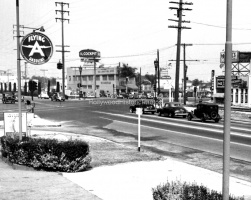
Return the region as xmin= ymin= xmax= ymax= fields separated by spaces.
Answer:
xmin=100 ymin=116 xmax=251 ymax=148
xmin=95 ymin=111 xmax=251 ymax=138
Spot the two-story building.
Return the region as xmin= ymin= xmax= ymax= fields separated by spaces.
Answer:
xmin=66 ymin=66 xmax=138 ymax=97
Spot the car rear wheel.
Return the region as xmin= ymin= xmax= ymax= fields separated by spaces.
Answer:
xmin=170 ymin=112 xmax=175 ymax=118
xmin=215 ymin=119 xmax=219 ymax=123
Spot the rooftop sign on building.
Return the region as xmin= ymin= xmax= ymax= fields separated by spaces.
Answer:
xmin=79 ymin=49 xmax=100 ymax=58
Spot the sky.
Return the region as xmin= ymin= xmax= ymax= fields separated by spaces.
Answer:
xmin=1 ymin=0 xmax=251 ymax=82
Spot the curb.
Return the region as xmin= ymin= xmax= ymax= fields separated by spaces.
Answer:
xmin=1 ymin=155 xmax=35 ymax=171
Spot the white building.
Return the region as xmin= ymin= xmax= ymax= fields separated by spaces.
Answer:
xmin=66 ymin=66 xmax=138 ymax=97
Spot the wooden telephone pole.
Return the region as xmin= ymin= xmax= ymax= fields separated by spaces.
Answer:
xmin=168 ymin=0 xmax=192 ymax=102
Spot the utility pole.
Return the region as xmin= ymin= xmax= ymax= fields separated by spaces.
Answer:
xmin=168 ymin=0 xmax=192 ymax=102
xmin=15 ymin=0 xmax=22 ymax=141
xmin=157 ymin=49 xmax=160 ymax=95
xmin=55 ymin=2 xmax=70 ymax=97
xmin=181 ymin=43 xmax=192 ymax=105
xmin=223 ymin=1 xmax=232 ymax=199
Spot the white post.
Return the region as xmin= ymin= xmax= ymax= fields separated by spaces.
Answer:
xmin=136 ymin=108 xmax=142 ymax=152
xmin=238 ymin=88 xmax=241 ymax=105
xmin=233 ymin=88 xmax=236 ymax=105
xmin=249 ymin=60 xmax=251 ymax=107
xmin=138 ymin=112 xmax=140 ymax=151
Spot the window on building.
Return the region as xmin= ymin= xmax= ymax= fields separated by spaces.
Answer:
xmin=108 ymin=75 xmax=114 ymax=80
xmin=88 ymin=85 xmax=92 ymax=89
xmin=102 ymin=75 xmax=107 ymax=80
xmin=68 ymin=76 xmax=71 ymax=81
xmin=73 ymin=76 xmax=77 ymax=81
xmin=82 ymin=85 xmax=87 ymax=89
xmin=96 ymin=75 xmax=100 ymax=81
xmin=96 ymin=85 xmax=99 ymax=89
xmin=88 ymin=75 xmax=93 ymax=81
xmin=82 ymin=76 xmax=87 ymax=81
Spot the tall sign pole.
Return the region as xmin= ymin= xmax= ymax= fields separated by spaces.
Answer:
xmin=223 ymin=0 xmax=232 ymax=199
xmin=16 ymin=0 xmax=22 ymax=141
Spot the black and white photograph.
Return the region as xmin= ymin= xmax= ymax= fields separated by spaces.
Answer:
xmin=0 ymin=0 xmax=251 ymax=199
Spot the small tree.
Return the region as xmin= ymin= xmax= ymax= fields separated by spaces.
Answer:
xmin=8 ymin=82 xmax=12 ymax=92
xmin=56 ymin=82 xmax=60 ymax=92
xmin=0 ymin=83 xmax=3 ymax=93
xmin=4 ymin=83 xmax=7 ymax=92
xmin=38 ymin=82 xmax=41 ymax=95
xmin=47 ymin=80 xmax=51 ymax=95
xmin=13 ymin=83 xmax=17 ymax=92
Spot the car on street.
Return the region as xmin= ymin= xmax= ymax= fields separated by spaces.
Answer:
xmin=50 ymin=92 xmax=65 ymax=101
xmin=117 ymin=93 xmax=129 ymax=99
xmin=2 ymin=93 xmax=15 ymax=104
xmin=13 ymin=92 xmax=24 ymax=102
xmin=187 ymin=103 xmax=221 ymax=123
xmin=129 ymin=100 xmax=156 ymax=114
xmin=38 ymin=91 xmax=49 ymax=99
xmin=157 ymin=102 xmax=188 ymax=118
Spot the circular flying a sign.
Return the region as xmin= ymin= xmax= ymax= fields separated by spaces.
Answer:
xmin=20 ymin=32 xmax=53 ymax=65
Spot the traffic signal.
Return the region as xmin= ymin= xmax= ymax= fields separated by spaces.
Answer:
xmin=57 ymin=62 xmax=63 ymax=69
xmin=28 ymin=80 xmax=33 ymax=91
xmin=33 ymin=81 xmax=38 ymax=91
xmin=153 ymin=84 xmax=156 ymax=91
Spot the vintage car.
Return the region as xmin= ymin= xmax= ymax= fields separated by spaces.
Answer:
xmin=50 ymin=92 xmax=65 ymax=101
xmin=129 ymin=100 xmax=156 ymax=114
xmin=156 ymin=102 xmax=188 ymax=118
xmin=38 ymin=91 xmax=49 ymax=99
xmin=187 ymin=103 xmax=221 ymax=123
xmin=14 ymin=92 xmax=25 ymax=102
xmin=2 ymin=93 xmax=15 ymax=104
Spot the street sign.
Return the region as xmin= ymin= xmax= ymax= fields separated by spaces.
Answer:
xmin=79 ymin=49 xmax=100 ymax=58
xmin=136 ymin=108 xmax=143 ymax=115
xmin=220 ymin=51 xmax=239 ymax=63
xmin=20 ymin=32 xmax=53 ymax=65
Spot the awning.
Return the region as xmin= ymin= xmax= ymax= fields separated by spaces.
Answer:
xmin=127 ymin=85 xmax=138 ymax=90
xmin=213 ymin=93 xmax=224 ymax=98
xmin=116 ymin=85 xmax=126 ymax=90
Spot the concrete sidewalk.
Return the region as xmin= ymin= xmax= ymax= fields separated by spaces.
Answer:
xmin=0 ymin=118 xmax=251 ymax=200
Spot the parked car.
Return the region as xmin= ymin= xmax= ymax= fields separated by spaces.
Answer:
xmin=128 ymin=93 xmax=134 ymax=99
xmin=2 ymin=93 xmax=15 ymax=104
xmin=187 ymin=103 xmax=221 ymax=123
xmin=50 ymin=92 xmax=65 ymax=101
xmin=14 ymin=92 xmax=24 ymax=102
xmin=129 ymin=100 xmax=156 ymax=114
xmin=157 ymin=102 xmax=188 ymax=118
xmin=38 ymin=92 xmax=49 ymax=99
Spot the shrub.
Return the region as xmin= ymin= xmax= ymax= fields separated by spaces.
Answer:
xmin=0 ymin=136 xmax=91 ymax=172
xmin=152 ymin=180 xmax=245 ymax=200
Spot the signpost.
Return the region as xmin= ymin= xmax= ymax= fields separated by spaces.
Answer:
xmin=20 ymin=32 xmax=53 ymax=65
xmin=136 ymin=108 xmax=143 ymax=152
xmin=79 ymin=49 xmax=101 ymax=98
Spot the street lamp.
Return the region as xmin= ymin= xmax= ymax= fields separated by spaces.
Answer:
xmin=79 ymin=66 xmax=82 ymax=99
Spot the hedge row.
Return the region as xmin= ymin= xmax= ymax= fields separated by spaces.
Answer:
xmin=152 ymin=180 xmax=245 ymax=200
xmin=0 ymin=136 xmax=91 ymax=172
